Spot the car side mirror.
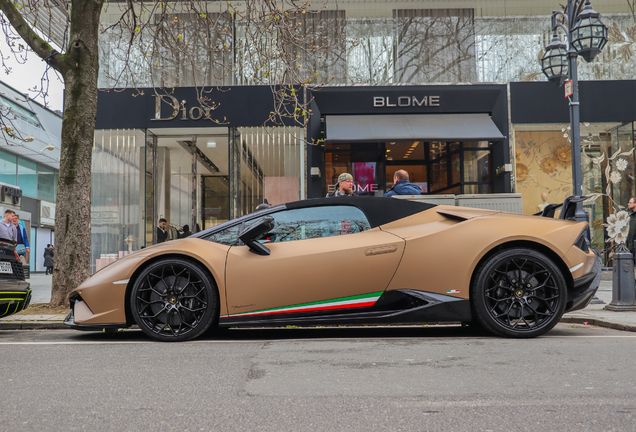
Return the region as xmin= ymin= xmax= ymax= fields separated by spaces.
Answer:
xmin=239 ymin=216 xmax=274 ymax=255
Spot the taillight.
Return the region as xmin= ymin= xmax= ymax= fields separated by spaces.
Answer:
xmin=14 ymin=251 xmax=19 ymax=260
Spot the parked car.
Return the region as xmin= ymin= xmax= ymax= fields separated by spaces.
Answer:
xmin=0 ymin=237 xmax=31 ymax=318
xmin=65 ymin=196 xmax=600 ymax=341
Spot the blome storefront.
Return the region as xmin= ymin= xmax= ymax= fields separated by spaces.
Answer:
xmin=92 ymin=81 xmax=636 ymax=272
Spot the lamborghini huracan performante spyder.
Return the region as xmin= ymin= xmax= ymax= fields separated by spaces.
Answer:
xmin=65 ymin=196 xmax=601 ymax=341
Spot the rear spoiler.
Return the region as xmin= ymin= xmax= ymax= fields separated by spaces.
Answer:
xmin=534 ymin=195 xmax=590 ymax=221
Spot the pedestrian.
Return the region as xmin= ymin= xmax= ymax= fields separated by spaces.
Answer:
xmin=157 ymin=218 xmax=168 ymax=243
xmin=384 ymin=169 xmax=422 ymax=197
xmin=12 ymin=213 xmax=30 ymax=265
xmin=626 ymin=196 xmax=636 ymax=261
xmin=178 ymin=224 xmax=191 ymax=238
xmin=44 ymin=244 xmax=54 ymax=275
xmin=0 ymin=209 xmax=17 ymax=242
xmin=256 ymin=199 xmax=271 ymax=211
xmin=326 ymin=173 xmax=356 ymax=197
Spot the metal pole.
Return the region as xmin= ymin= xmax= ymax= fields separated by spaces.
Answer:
xmin=567 ymin=0 xmax=589 ymax=222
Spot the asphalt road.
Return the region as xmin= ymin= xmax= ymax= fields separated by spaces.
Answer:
xmin=2 ymin=324 xmax=635 ymax=432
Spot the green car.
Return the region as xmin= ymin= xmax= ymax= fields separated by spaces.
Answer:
xmin=0 ymin=237 xmax=31 ymax=318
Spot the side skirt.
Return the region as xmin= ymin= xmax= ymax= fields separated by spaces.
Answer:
xmin=219 ymin=290 xmax=472 ymax=327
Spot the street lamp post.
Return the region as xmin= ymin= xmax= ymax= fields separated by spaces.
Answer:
xmin=540 ymin=0 xmax=608 ymax=222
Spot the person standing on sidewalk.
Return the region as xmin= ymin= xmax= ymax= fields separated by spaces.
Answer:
xmin=326 ymin=173 xmax=356 ymax=197
xmin=626 ymin=197 xmax=636 ymax=262
xmin=12 ymin=213 xmax=30 ymax=265
xmin=44 ymin=244 xmax=54 ymax=275
xmin=157 ymin=218 xmax=168 ymax=243
xmin=384 ymin=170 xmax=422 ymax=197
xmin=0 ymin=209 xmax=17 ymax=242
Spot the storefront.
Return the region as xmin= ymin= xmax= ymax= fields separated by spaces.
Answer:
xmin=510 ymin=80 xmax=636 ymax=260
xmin=93 ymin=80 xmax=636 ymax=270
xmin=305 ymin=84 xmax=510 ymax=197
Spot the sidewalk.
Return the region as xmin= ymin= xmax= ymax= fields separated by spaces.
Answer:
xmin=2 ymin=274 xmax=636 ymax=332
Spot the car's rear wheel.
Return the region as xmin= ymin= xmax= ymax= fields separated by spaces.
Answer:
xmin=471 ymin=248 xmax=566 ymax=338
xmin=131 ymin=258 xmax=217 ymax=342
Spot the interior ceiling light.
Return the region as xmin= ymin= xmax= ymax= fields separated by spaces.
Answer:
xmin=207 ymin=141 xmax=216 ymax=148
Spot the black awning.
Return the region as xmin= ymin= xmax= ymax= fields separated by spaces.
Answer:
xmin=325 ymin=113 xmax=505 ymax=143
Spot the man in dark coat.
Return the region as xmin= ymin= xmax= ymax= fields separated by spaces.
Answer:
xmin=44 ymin=244 xmax=54 ymax=275
xmin=157 ymin=218 xmax=168 ymax=243
xmin=384 ymin=170 xmax=422 ymax=197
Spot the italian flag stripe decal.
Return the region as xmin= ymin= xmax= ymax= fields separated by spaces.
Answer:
xmin=225 ymin=292 xmax=383 ymax=318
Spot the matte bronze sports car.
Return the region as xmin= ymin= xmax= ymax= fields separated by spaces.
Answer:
xmin=65 ymin=196 xmax=600 ymax=341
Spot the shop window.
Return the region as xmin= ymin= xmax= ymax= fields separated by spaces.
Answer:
xmin=0 ymin=150 xmax=17 ymax=185
xmin=17 ymin=158 xmax=37 ymax=197
xmin=236 ymin=127 xmax=304 ymax=215
xmin=92 ymin=129 xmax=144 ymax=274
xmin=513 ymin=122 xmax=635 ymax=263
xmin=451 ymin=152 xmax=461 ymax=185
xmin=37 ymin=164 xmax=57 ymax=202
xmin=463 ymin=150 xmax=490 ymax=183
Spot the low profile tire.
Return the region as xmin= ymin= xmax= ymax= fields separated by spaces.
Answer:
xmin=131 ymin=258 xmax=218 ymax=342
xmin=470 ymin=248 xmax=567 ymax=338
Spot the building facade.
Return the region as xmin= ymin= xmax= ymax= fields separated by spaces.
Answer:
xmin=90 ymin=1 xmax=636 ymax=271
xmin=0 ymin=81 xmax=60 ymax=272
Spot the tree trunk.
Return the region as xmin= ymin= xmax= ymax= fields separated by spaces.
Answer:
xmin=50 ymin=0 xmax=104 ymax=306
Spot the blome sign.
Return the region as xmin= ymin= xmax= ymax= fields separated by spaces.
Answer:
xmin=373 ymin=95 xmax=440 ymax=107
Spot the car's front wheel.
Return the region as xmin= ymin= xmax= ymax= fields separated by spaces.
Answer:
xmin=471 ymin=248 xmax=567 ymax=338
xmin=131 ymin=258 xmax=218 ymax=342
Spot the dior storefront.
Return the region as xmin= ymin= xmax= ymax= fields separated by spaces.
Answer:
xmin=92 ymin=81 xmax=635 ymax=270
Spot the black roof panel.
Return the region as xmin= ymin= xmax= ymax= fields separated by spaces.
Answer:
xmin=284 ymin=197 xmax=435 ymax=228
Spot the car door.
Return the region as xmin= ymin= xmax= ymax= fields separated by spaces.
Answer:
xmin=225 ymin=205 xmax=405 ymax=318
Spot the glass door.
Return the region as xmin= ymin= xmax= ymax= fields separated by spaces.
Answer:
xmin=324 ymin=142 xmax=385 ymax=195
xmin=201 ymin=175 xmax=230 ymax=229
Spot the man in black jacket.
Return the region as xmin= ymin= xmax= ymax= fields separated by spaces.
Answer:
xmin=157 ymin=218 xmax=168 ymax=243
xmin=384 ymin=170 xmax=422 ymax=197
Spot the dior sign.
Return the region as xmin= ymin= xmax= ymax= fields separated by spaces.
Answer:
xmin=0 ymin=184 xmax=21 ymax=206
xmin=151 ymin=95 xmax=218 ymax=121
xmin=373 ymin=95 xmax=440 ymax=108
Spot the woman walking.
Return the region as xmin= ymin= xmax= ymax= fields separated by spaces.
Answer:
xmin=44 ymin=244 xmax=54 ymax=275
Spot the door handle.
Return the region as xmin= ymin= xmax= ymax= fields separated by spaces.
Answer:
xmin=365 ymin=245 xmax=398 ymax=256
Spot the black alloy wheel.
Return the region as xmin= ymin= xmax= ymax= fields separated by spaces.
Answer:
xmin=471 ymin=248 xmax=566 ymax=338
xmin=131 ymin=258 xmax=218 ymax=342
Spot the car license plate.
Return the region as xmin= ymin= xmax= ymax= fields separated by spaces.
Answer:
xmin=0 ymin=262 xmax=13 ymax=274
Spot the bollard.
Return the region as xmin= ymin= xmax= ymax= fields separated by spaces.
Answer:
xmin=605 ymin=246 xmax=636 ymax=311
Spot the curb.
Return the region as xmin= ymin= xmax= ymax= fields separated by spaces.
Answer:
xmin=559 ymin=316 xmax=636 ymax=332
xmin=0 ymin=321 xmax=67 ymax=330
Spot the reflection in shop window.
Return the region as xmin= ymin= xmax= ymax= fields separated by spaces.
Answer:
xmin=258 ymin=206 xmax=371 ymax=243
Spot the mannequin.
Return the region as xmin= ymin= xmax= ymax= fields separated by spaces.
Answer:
xmin=538 ymin=192 xmax=549 ymax=212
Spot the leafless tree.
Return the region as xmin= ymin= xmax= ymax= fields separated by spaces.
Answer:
xmin=0 ymin=0 xmax=340 ymax=306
